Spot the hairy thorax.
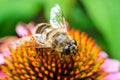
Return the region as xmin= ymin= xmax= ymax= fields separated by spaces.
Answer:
xmin=52 ymin=33 xmax=71 ymax=52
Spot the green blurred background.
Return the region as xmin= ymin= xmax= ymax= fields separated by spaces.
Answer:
xmin=0 ymin=0 xmax=120 ymax=60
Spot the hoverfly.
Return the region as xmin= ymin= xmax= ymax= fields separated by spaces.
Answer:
xmin=28 ymin=4 xmax=78 ymax=58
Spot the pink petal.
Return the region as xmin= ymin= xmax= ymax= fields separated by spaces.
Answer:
xmin=101 ymin=59 xmax=120 ymax=73
xmin=16 ymin=24 xmax=28 ymax=37
xmin=1 ymin=48 xmax=11 ymax=56
xmin=0 ymin=48 xmax=11 ymax=64
xmin=0 ymin=36 xmax=18 ymax=51
xmin=16 ymin=22 xmax=35 ymax=37
xmin=0 ymin=54 xmax=5 ymax=64
xmin=0 ymin=71 xmax=7 ymax=78
xmin=26 ymin=22 xmax=34 ymax=34
xmin=99 ymin=51 xmax=108 ymax=59
xmin=103 ymin=72 xmax=120 ymax=80
xmin=29 ymin=26 xmax=34 ymax=34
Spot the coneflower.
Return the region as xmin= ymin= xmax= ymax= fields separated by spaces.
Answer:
xmin=0 ymin=28 xmax=107 ymax=80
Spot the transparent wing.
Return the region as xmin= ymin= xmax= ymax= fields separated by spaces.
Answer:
xmin=33 ymin=34 xmax=46 ymax=45
xmin=31 ymin=34 xmax=52 ymax=48
xmin=50 ymin=4 xmax=67 ymax=31
xmin=14 ymin=34 xmax=51 ymax=48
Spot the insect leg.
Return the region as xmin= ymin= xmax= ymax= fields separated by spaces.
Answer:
xmin=35 ymin=48 xmax=42 ymax=60
xmin=47 ymin=49 xmax=55 ymax=55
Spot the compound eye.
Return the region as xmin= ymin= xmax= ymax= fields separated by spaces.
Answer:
xmin=64 ymin=45 xmax=69 ymax=49
xmin=70 ymin=40 xmax=77 ymax=45
xmin=62 ymin=45 xmax=70 ymax=55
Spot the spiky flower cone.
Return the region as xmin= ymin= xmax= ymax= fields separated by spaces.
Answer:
xmin=0 ymin=29 xmax=107 ymax=80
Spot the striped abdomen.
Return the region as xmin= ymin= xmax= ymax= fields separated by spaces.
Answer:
xmin=34 ymin=23 xmax=67 ymax=40
xmin=34 ymin=23 xmax=52 ymax=35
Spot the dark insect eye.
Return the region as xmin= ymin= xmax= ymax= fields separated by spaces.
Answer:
xmin=62 ymin=45 xmax=70 ymax=55
xmin=64 ymin=44 xmax=69 ymax=49
xmin=70 ymin=40 xmax=77 ymax=45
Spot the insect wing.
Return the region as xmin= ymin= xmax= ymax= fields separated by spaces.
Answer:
xmin=24 ymin=35 xmax=45 ymax=48
xmin=32 ymin=34 xmax=52 ymax=48
xmin=50 ymin=4 xmax=67 ymax=31
xmin=33 ymin=34 xmax=46 ymax=45
xmin=14 ymin=34 xmax=45 ymax=48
